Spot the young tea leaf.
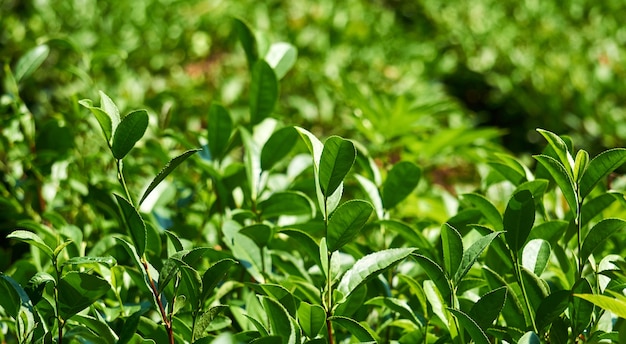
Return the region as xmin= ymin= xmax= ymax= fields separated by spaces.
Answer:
xmin=518 ymin=331 xmax=541 ymax=344
xmin=327 ymin=199 xmax=373 ymax=252
xmin=112 ymin=110 xmax=149 ymax=159
xmin=441 ymin=223 xmax=463 ymax=279
xmin=337 ymin=248 xmax=415 ymax=302
xmin=413 ymin=254 xmax=451 ymax=303
xmin=579 ymin=148 xmax=626 ymax=198
xmin=382 ymin=161 xmax=421 ymax=210
xmin=536 ymin=129 xmax=575 ymax=177
xmin=573 ymin=149 xmax=590 ymax=183
xmin=264 ymin=42 xmax=297 ymax=80
xmin=574 ymin=292 xmax=626 ymax=319
xmin=319 ymin=136 xmax=356 ymax=197
xmin=139 ymin=149 xmax=200 ymax=205
xmin=533 ymin=154 xmax=578 ymax=214
xmin=98 ymin=91 xmax=121 ymax=133
xmin=115 ymin=194 xmax=147 ymax=257
xmin=461 ymin=193 xmax=503 ymax=230
xmin=297 ymin=302 xmax=326 ymax=338
xmin=503 ymin=189 xmax=536 ymax=254
xmin=249 ymin=60 xmax=278 ymax=125
xmin=454 ymin=231 xmax=501 ymax=283
xmin=79 ymin=101 xmax=113 ymax=143
xmin=207 ymin=103 xmax=232 ymax=161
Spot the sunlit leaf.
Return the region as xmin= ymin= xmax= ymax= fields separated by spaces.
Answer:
xmin=448 ymin=308 xmax=490 ymax=344
xmin=327 ymin=200 xmax=373 ymax=252
xmin=112 ymin=110 xmax=149 ymax=159
xmin=319 ymin=136 xmax=356 ymax=197
xmin=455 ymin=231 xmax=501 ymax=283
xmin=522 ymin=239 xmax=551 ymax=276
xmin=297 ymin=302 xmax=325 ymax=338
xmin=469 ymin=287 xmax=507 ymax=330
xmin=580 ymin=218 xmax=626 ymax=263
xmin=533 ymin=154 xmax=578 ymax=215
xmin=574 ymin=292 xmax=626 ymax=319
xmin=58 ymin=272 xmax=110 ymax=319
xmin=441 ymin=223 xmax=463 ymax=279
xmin=264 ymin=42 xmax=297 ymax=79
xmin=14 ymin=44 xmax=49 ymax=83
xmin=382 ymin=161 xmax=421 ymax=210
xmin=580 ymin=148 xmax=626 ymax=198
xmin=139 ymin=149 xmax=200 ymax=205
xmin=329 ymin=316 xmax=376 ymax=342
xmin=250 ymin=60 xmax=278 ymax=125
xmin=7 ymin=230 xmax=54 ymax=258
xmin=461 ymin=193 xmax=503 ymax=230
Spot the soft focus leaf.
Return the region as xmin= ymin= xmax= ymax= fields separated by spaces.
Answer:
xmin=264 ymin=42 xmax=297 ymax=79
xmin=139 ymin=149 xmax=200 ymax=205
xmin=14 ymin=44 xmax=49 ymax=83
xmin=382 ymin=161 xmax=421 ymax=210
xmin=249 ymin=60 xmax=278 ymax=125
xmin=534 ymin=154 xmax=578 ymax=214
xmin=207 ymin=103 xmax=232 ymax=161
xmin=297 ymin=302 xmax=325 ymax=338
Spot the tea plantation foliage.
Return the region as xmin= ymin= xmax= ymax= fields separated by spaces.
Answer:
xmin=2 ymin=1 xmax=626 ymax=343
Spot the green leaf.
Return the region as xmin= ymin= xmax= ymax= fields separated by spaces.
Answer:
xmin=264 ymin=42 xmax=297 ymax=80
xmin=7 ymin=229 xmax=54 ymax=258
xmin=536 ymin=129 xmax=575 ymax=177
xmin=534 ymin=290 xmax=570 ymax=331
xmin=423 ymin=280 xmax=450 ymax=329
xmin=441 ymin=223 xmax=463 ymax=279
xmin=337 ymin=248 xmax=415 ymax=302
xmin=79 ymin=100 xmax=114 ymax=143
xmin=574 ymin=292 xmax=626 ymax=319
xmin=580 ymin=148 xmax=626 ymax=198
xmin=319 ymin=136 xmax=356 ymax=197
xmin=354 ymin=174 xmax=384 ymax=219
xmin=571 ymin=278 xmax=593 ymax=336
xmin=261 ymin=296 xmax=297 ymax=344
xmin=98 ymin=91 xmax=121 ymax=134
xmin=207 ymin=103 xmax=232 ymax=161
xmin=448 ymin=308 xmax=490 ymax=344
xmin=139 ymin=149 xmax=200 ymax=205
xmin=193 ymin=306 xmax=229 ymax=339
xmin=115 ymin=194 xmax=147 ymax=256
xmin=455 ymin=231 xmax=501 ymax=283
xmin=0 ymin=274 xmax=22 ymax=317
xmin=297 ymin=302 xmax=326 ymax=338
xmin=503 ymin=189 xmax=535 ymax=254
xmin=573 ymin=149 xmax=590 ymax=183
xmin=366 ymin=296 xmax=423 ymax=326
xmin=240 ymin=224 xmax=273 ymax=247
xmin=71 ymin=314 xmax=118 ymax=344
xmin=14 ymin=44 xmax=49 ymax=83
xmin=580 ymin=218 xmax=626 ymax=263
xmin=382 ymin=161 xmax=421 ymax=209
xmin=261 ymin=126 xmax=299 ymax=171
xmin=482 ymin=267 xmax=527 ymax=329
xmin=522 ymin=239 xmax=551 ymax=276
xmin=461 ymin=193 xmax=503 ymax=230
xmin=201 ymin=259 xmax=237 ymax=304
xmin=534 ymin=154 xmax=578 ymax=214
xmin=469 ymin=287 xmax=507 ymax=330
xmin=249 ymin=60 xmax=278 ymax=125
xmin=378 ymin=220 xmax=433 ymax=252
xmin=25 ymin=272 xmax=55 ymax=305
xmin=413 ymin=254 xmax=451 ymax=303
xmin=58 ymin=272 xmax=111 ymax=319
xmin=112 ymin=110 xmax=149 ymax=159
xmin=63 ymin=256 xmax=117 ymax=268
xmin=518 ymin=331 xmax=541 ymax=344
xmin=179 ymin=265 xmax=202 ymax=309
xmin=329 ymin=316 xmax=376 ymax=342
xmin=233 ymin=18 xmax=258 ymax=69
xmin=327 ymin=200 xmax=373 ymax=252
xmin=521 ymin=267 xmax=549 ymax=312
xmin=258 ymin=191 xmax=314 ymax=219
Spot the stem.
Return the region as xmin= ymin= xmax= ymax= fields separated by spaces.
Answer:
xmin=323 ymin=197 xmax=335 ymax=344
xmin=576 ymin=201 xmax=583 ymax=280
xmin=116 ymin=159 xmax=134 ymax=204
xmin=513 ymin=255 xmax=539 ymax=333
xmin=142 ymin=258 xmax=174 ymax=344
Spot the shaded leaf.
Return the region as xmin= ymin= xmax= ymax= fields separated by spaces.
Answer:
xmin=503 ymin=189 xmax=535 ymax=254
xmin=382 ymin=161 xmax=421 ymax=209
xmin=207 ymin=103 xmax=232 ymax=161
xmin=319 ymin=136 xmax=356 ymax=197
xmin=201 ymin=259 xmax=237 ymax=304
xmin=261 ymin=126 xmax=299 ymax=171
xmin=327 ymin=200 xmax=373 ymax=252
xmin=571 ymin=278 xmax=593 ymax=336
xmin=518 ymin=331 xmax=541 ymax=344
xmin=112 ymin=110 xmax=149 ymax=159
xmin=329 ymin=316 xmax=376 ymax=342
xmin=580 ymin=148 xmax=626 ymax=198
xmin=455 ymin=231 xmax=501 ymax=283
xmin=0 ymin=274 xmax=23 ymax=317
xmin=441 ymin=223 xmax=463 ymax=279
xmin=234 ymin=17 xmax=258 ymax=69
xmin=115 ymin=194 xmax=147 ymax=256
xmin=58 ymin=272 xmax=110 ymax=319
xmin=250 ymin=60 xmax=278 ymax=125
xmin=261 ymin=296 xmax=297 ymax=344
xmin=580 ymin=218 xmax=626 ymax=263
xmin=535 ymin=290 xmax=570 ymax=331
xmin=448 ymin=308 xmax=490 ymax=344
xmin=461 ymin=193 xmax=503 ymax=230
xmin=469 ymin=287 xmax=507 ymax=330
xmin=258 ymin=191 xmax=314 ymax=219
xmin=533 ymin=154 xmax=578 ymax=215
xmin=240 ymin=224 xmax=273 ymax=248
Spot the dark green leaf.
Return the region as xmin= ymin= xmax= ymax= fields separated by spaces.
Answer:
xmin=441 ymin=223 xmax=463 ymax=279
xmin=139 ymin=149 xmax=200 ymax=205
xmin=207 ymin=103 xmax=232 ymax=161
xmin=14 ymin=44 xmax=49 ymax=83
xmin=0 ymin=274 xmax=22 ymax=317
xmin=580 ymin=148 xmax=626 ymax=198
xmin=258 ymin=191 xmax=314 ymax=219
xmin=337 ymin=248 xmax=415 ymax=302
xmin=377 ymin=220 xmax=433 ymax=252
xmin=482 ymin=267 xmax=528 ymax=329
xmin=112 ymin=110 xmax=149 ymax=159
xmin=455 ymin=231 xmax=501 ymax=283
xmin=329 ymin=316 xmax=376 ymax=342
xmin=413 ymin=254 xmax=451 ymax=303
xmin=297 ymin=302 xmax=325 ymax=338
xmin=179 ymin=265 xmax=202 ymax=308
xmin=503 ymin=189 xmax=535 ymax=254
xmin=58 ymin=272 xmax=110 ymax=319
xmin=25 ymin=272 xmax=55 ymax=305
xmin=279 ymin=229 xmax=323 ymax=269
xmin=265 ymin=42 xmax=297 ymax=80
xmin=448 ymin=308 xmax=490 ymax=344
xmin=571 ymin=278 xmax=593 ymax=336
xmin=193 ymin=306 xmax=229 ymax=339
xmin=461 ymin=193 xmax=503 ymax=230
xmin=535 ymin=290 xmax=570 ymax=331
xmin=250 ymin=60 xmax=278 ymax=125
xmin=7 ymin=230 xmax=54 ymax=258
xmin=201 ymin=259 xmax=237 ymax=303
xmin=115 ymin=194 xmax=147 ymax=256
xmin=536 ymin=129 xmax=574 ymax=177
xmin=366 ymin=296 xmax=422 ymax=326
xmin=469 ymin=287 xmax=507 ymax=330
xmin=261 ymin=126 xmax=299 ymax=170
xmin=521 ymin=267 xmax=549 ymax=312
xmin=261 ymin=296 xmax=296 ymax=344
xmin=327 ymin=199 xmax=373 ymax=252
xmin=252 ymin=283 xmax=297 ymax=317
xmin=580 ymin=218 xmax=626 ymax=264
xmin=319 ymin=136 xmax=356 ymax=197
xmin=533 ymin=154 xmax=578 ymax=215
xmin=233 ymin=18 xmax=258 ymax=69
xmin=240 ymin=224 xmax=273 ymax=247
xmin=382 ymin=161 xmax=421 ymax=209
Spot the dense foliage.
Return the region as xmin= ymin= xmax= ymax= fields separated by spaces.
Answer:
xmin=2 ymin=1 xmax=626 ymax=343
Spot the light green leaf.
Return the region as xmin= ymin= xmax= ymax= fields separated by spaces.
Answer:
xmin=250 ymin=60 xmax=278 ymax=125
xmin=537 ymin=129 xmax=574 ymax=177
xmin=98 ymin=91 xmax=121 ymax=134
xmin=413 ymin=254 xmax=451 ymax=303
xmin=518 ymin=331 xmax=541 ymax=344
xmin=258 ymin=191 xmax=314 ymax=219
xmin=58 ymin=272 xmax=111 ymax=319
xmin=112 ymin=110 xmax=149 ymax=159
xmin=63 ymin=256 xmax=117 ymax=268
xmin=454 ymin=231 xmax=501 ymax=283
xmin=534 ymin=290 xmax=570 ymax=331
xmin=534 ymin=154 xmax=578 ymax=214
xmin=14 ymin=44 xmax=49 ymax=83
xmin=139 ymin=149 xmax=200 ymax=205
xmin=573 ymin=149 xmax=590 ymax=183
xmin=297 ymin=302 xmax=326 ymax=338
xmin=571 ymin=278 xmax=593 ymax=336
xmin=201 ymin=259 xmax=237 ymax=304
xmin=337 ymin=248 xmax=415 ymax=302
xmin=79 ymin=100 xmax=113 ymax=143
xmin=354 ymin=174 xmax=384 ymax=219
xmin=522 ymin=239 xmax=551 ymax=276
xmin=574 ymin=292 xmax=626 ymax=319
xmin=468 ymin=287 xmax=507 ymax=330
xmin=261 ymin=296 xmax=297 ymax=344
xmin=378 ymin=220 xmax=433 ymax=252
xmin=327 ymin=200 xmax=373 ymax=252
xmin=179 ymin=265 xmax=202 ymax=309
xmin=319 ymin=136 xmax=356 ymax=197
xmin=233 ymin=18 xmax=258 ymax=69
xmin=580 ymin=218 xmax=626 ymax=263
xmin=366 ymin=296 xmax=423 ymax=326
xmin=503 ymin=189 xmax=535 ymax=254
xmin=115 ymin=194 xmax=147 ymax=257
xmin=261 ymin=126 xmax=299 ymax=171
xmin=448 ymin=308 xmax=490 ymax=344
xmin=461 ymin=193 xmax=503 ymax=230
xmin=329 ymin=316 xmax=376 ymax=342
xmin=441 ymin=223 xmax=463 ymax=279
xmin=207 ymin=103 xmax=232 ymax=161
xmin=382 ymin=161 xmax=421 ymax=210
xmin=264 ymin=42 xmax=297 ymax=80
xmin=580 ymin=148 xmax=626 ymax=198
xmin=7 ymin=230 xmax=54 ymax=258
xmin=423 ymin=280 xmax=450 ymax=330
